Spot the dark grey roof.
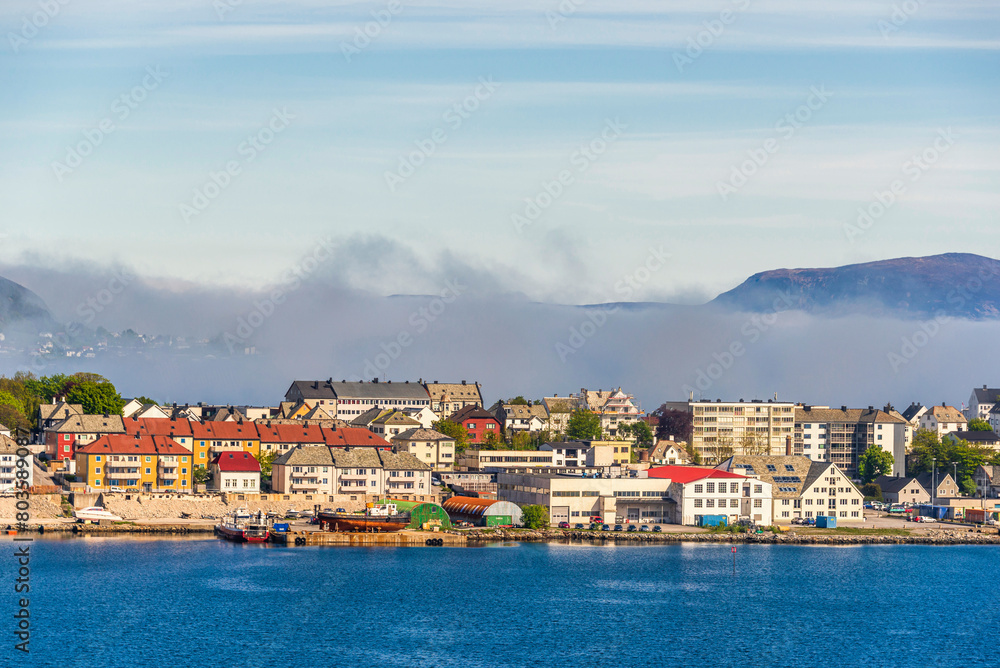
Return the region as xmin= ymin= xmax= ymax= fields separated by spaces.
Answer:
xmin=330 ymin=381 xmax=430 ymax=400
xmin=350 ymin=407 xmax=386 ymax=427
xmin=916 ymin=471 xmax=956 ymax=490
xmin=901 ymin=403 xmax=926 ymax=421
xmin=287 ymin=380 xmax=338 ymax=400
xmin=949 ymin=430 xmax=1000 ymax=443
xmin=874 ymin=475 xmax=924 ymax=494
xmin=973 ymin=387 xmax=1000 ymax=403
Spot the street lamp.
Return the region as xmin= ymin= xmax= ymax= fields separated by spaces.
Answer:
xmin=932 ymin=457 xmax=936 ymax=510
xmin=952 ymin=462 xmax=958 ymax=496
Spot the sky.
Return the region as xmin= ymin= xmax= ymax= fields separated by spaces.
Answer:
xmin=1 ymin=1 xmax=999 ymax=408
xmin=1 ymin=0 xmax=998 ymax=306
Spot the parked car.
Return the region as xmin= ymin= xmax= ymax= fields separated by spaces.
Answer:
xmin=613 ymin=524 xmax=623 ymax=531
xmin=804 ymin=518 xmax=816 ymax=526
xmin=601 ymin=524 xmax=611 ymax=531
xmin=574 ymin=523 xmax=585 ymax=529
xmin=627 ymin=525 xmax=637 ymax=532
xmin=652 ymin=525 xmax=662 ymax=532
xmin=791 ymin=517 xmax=805 ymax=525
xmin=126 ymin=488 xmax=140 ymax=493
xmin=108 ymin=486 xmax=125 ymax=493
xmin=557 ymin=521 xmax=571 ymax=529
xmin=590 ymin=523 xmax=601 ymax=530
xmin=639 ymin=525 xmax=651 ymax=532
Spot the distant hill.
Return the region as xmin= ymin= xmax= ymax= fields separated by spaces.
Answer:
xmin=0 ymin=275 xmax=57 ymax=334
xmin=709 ymin=253 xmax=1000 ymax=319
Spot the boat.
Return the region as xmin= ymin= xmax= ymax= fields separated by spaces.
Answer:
xmin=215 ymin=508 xmax=270 ymax=543
xmin=74 ymin=507 xmax=123 ymax=522
xmin=317 ymin=503 xmax=410 ymax=533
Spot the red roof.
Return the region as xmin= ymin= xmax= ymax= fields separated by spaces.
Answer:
xmin=212 ymin=451 xmax=261 ymax=472
xmin=323 ymin=427 xmax=390 ymax=447
xmin=124 ymin=417 xmax=194 ymax=438
xmin=255 ymin=423 xmax=327 ymax=444
xmin=77 ymin=434 xmax=191 ymax=456
xmin=647 ymin=466 xmax=747 ymax=484
xmin=190 ymin=421 xmax=260 ymax=440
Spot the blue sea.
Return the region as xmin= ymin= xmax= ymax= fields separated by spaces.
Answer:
xmin=3 ymin=536 xmax=997 ymax=668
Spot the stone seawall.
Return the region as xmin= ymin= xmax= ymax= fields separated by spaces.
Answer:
xmin=467 ymin=528 xmax=1000 ymax=545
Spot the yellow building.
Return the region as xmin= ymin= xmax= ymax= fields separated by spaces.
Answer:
xmin=75 ymin=434 xmax=194 ymax=493
xmin=191 ymin=421 xmax=262 ymax=463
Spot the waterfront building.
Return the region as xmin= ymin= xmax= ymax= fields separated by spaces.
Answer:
xmin=211 ymin=451 xmax=261 ymax=492
xmin=272 ymin=446 xmax=431 ymax=500
xmin=442 ymin=496 xmax=522 ymax=527
xmin=648 ymin=465 xmax=773 ymax=526
xmin=76 ymin=434 xmax=193 ymax=493
xmin=715 ymin=456 xmax=862 ymax=523
xmin=874 ymin=475 xmax=929 ymax=505
xmin=916 ymin=471 xmax=960 ymax=499
xmin=497 ymin=470 xmax=675 ymax=525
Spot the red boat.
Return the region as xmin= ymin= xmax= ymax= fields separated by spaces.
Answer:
xmin=216 ymin=508 xmax=270 ymax=543
xmin=318 ymin=503 xmax=409 ymax=533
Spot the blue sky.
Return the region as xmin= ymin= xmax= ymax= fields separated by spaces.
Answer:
xmin=2 ymin=0 xmax=998 ymax=304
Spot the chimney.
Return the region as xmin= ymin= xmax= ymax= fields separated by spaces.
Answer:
xmin=841 ymin=406 xmax=847 ymax=412
xmin=785 ymin=435 xmax=792 ymax=457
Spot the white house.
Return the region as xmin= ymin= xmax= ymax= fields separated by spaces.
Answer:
xmin=0 ymin=435 xmax=32 ymax=492
xmin=919 ymin=405 xmax=968 ymax=437
xmin=968 ymin=386 xmax=1000 ymax=421
xmin=211 ymin=451 xmax=261 ymax=492
xmin=648 ymin=465 xmax=773 ymax=526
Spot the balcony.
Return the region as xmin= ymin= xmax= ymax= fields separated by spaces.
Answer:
xmin=158 ymin=468 xmax=178 ymax=480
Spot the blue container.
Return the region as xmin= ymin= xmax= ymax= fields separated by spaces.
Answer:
xmin=697 ymin=515 xmax=728 ymax=527
xmin=816 ymin=516 xmax=837 ymax=528
xmin=272 ymin=523 xmax=289 ymax=533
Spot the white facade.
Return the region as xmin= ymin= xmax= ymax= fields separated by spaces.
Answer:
xmin=669 ymin=475 xmax=773 ymax=526
xmin=919 ymin=406 xmax=968 ymax=437
xmin=216 ymin=470 xmax=260 ymax=492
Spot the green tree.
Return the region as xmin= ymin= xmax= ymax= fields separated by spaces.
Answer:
xmin=858 ymin=446 xmax=894 ymax=483
xmin=968 ymin=418 xmax=992 ymax=432
xmin=629 ymin=420 xmax=654 ymax=446
xmin=566 ymin=409 xmax=602 ymax=440
xmin=507 ymin=396 xmax=530 ymax=405
xmin=134 ymin=396 xmax=159 ymax=406
xmin=432 ymin=419 xmax=470 ymax=454
xmin=910 ymin=429 xmax=989 ymax=494
xmin=481 ymin=430 xmax=504 ymax=450
xmin=510 ymin=431 xmax=533 ymax=450
xmin=520 ymin=504 xmax=549 ymax=529
xmin=193 ymin=467 xmax=211 ymax=484
xmin=861 ymin=483 xmax=883 ymax=501
xmin=66 ymin=381 xmax=125 ymax=415
xmin=255 ymin=451 xmax=278 ymax=478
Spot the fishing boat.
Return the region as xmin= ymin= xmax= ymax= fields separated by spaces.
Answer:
xmin=317 ymin=503 xmax=410 ymax=533
xmin=215 ymin=508 xmax=270 ymax=543
xmin=74 ymin=507 xmax=123 ymax=522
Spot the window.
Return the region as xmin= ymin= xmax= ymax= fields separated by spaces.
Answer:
xmin=753 ymin=499 xmax=762 ymax=508
xmin=706 ymin=499 xmax=714 ymax=508
xmin=95 ymin=456 xmax=102 ymax=462
xmin=754 ymin=484 xmax=762 ymax=494
xmin=145 ymin=468 xmax=151 ymax=474
xmin=95 ymin=467 xmax=101 ymax=474
xmin=706 ymin=482 xmax=715 ymax=493
xmin=730 ymin=499 xmax=739 ymax=508
xmin=181 ymin=468 xmax=187 ymax=474
xmin=146 ymin=456 xmax=151 ymax=462
xmin=730 ymin=482 xmax=739 ymax=493
xmin=784 ymin=465 xmax=795 ymax=472
xmin=694 ymin=499 xmax=703 ymax=508
xmin=694 ymin=484 xmax=703 ymax=493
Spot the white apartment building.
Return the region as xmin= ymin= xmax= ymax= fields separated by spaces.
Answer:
xmin=688 ymin=399 xmax=795 ymax=463
xmin=919 ymin=405 xmax=968 ymax=438
xmin=648 ymin=465 xmax=774 ymax=526
xmin=795 ymin=406 xmax=908 ymax=477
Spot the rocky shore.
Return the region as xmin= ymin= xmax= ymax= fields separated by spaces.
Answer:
xmin=466 ymin=528 xmax=1000 ymax=545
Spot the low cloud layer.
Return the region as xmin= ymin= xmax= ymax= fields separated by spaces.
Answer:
xmin=1 ymin=246 xmax=996 ymax=412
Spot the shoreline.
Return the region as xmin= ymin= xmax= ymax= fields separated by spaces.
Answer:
xmin=5 ymin=521 xmax=1000 ymax=545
